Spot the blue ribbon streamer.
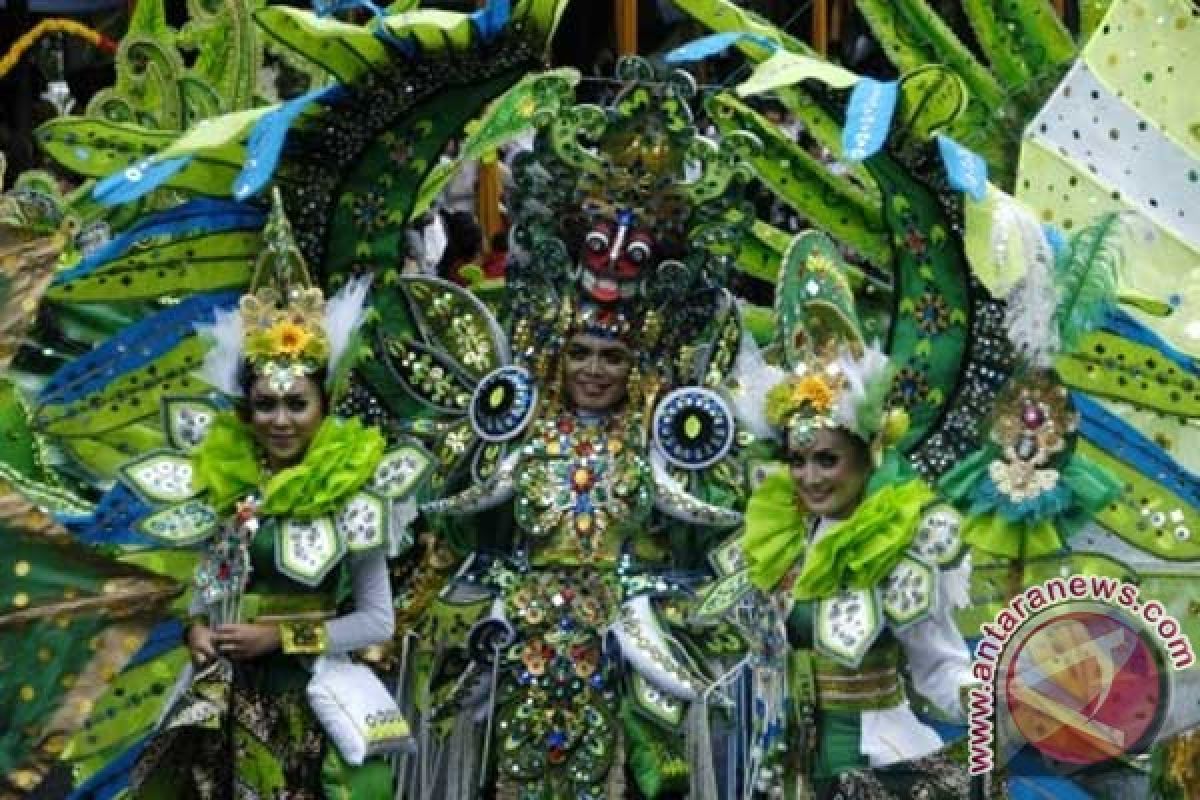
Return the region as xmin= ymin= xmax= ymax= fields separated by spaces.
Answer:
xmin=235 ymin=86 xmax=342 ymax=200
xmin=1103 ymin=308 xmax=1198 ymax=375
xmin=126 ymin=619 xmax=185 ymax=668
xmin=664 ymin=32 xmax=779 ymax=64
xmin=40 ymin=291 xmax=238 ymax=404
xmin=841 ymin=78 xmax=897 ymax=162
xmin=59 ymin=482 xmax=155 ymax=548
xmin=470 ymin=0 xmax=510 ymax=41
xmin=92 ymin=155 xmax=194 ymax=207
xmin=1042 ymin=223 xmax=1067 ymax=258
xmin=67 ymin=736 xmax=149 ymax=800
xmin=54 ymin=199 xmax=265 ymax=286
xmin=1072 ymin=391 xmax=1199 ymax=507
xmin=935 ymin=134 xmax=988 ymax=202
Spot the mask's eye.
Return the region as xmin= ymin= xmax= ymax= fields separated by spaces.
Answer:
xmin=625 ymin=240 xmax=651 ymax=265
xmin=585 ymin=230 xmax=610 ymax=254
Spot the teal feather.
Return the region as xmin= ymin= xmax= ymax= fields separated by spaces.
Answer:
xmin=1054 ymin=212 xmax=1124 ymax=353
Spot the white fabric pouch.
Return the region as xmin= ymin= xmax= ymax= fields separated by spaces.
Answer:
xmin=306 ymin=655 xmax=414 ymax=765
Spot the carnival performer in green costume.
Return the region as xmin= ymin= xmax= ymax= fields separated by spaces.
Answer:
xmin=394 ymin=63 xmax=752 ymax=800
xmin=127 ymin=198 xmax=427 ymax=799
xmin=735 ymin=234 xmax=976 ymax=799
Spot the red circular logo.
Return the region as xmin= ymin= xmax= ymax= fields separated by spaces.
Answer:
xmin=1002 ymin=608 xmax=1165 ymax=765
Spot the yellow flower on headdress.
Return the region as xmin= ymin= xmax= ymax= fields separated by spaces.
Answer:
xmin=268 ymin=321 xmax=313 ymax=357
xmin=792 ymin=374 xmax=835 ymax=411
xmin=765 ymin=373 xmax=837 ymax=427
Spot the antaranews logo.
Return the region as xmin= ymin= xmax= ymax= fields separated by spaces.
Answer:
xmin=967 ymin=574 xmax=1194 ymax=775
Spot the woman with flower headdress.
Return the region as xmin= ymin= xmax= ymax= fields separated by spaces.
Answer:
xmin=735 ymin=232 xmax=977 ymax=799
xmin=126 ymin=194 xmax=429 ymax=799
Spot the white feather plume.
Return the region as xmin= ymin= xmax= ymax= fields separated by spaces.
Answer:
xmin=195 ymin=306 xmax=245 ymax=396
xmin=323 ymin=274 xmax=372 ymax=382
xmin=831 ymin=343 xmax=890 ymax=438
xmin=1005 ymin=246 xmax=1060 ymax=367
xmin=727 ymin=329 xmax=785 ymax=441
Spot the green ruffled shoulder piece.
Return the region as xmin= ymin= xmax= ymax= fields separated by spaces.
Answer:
xmin=742 ymin=469 xmax=808 ymax=591
xmin=793 ymin=479 xmax=934 ymax=600
xmin=192 ymin=411 xmax=385 ymax=518
xmin=743 ymin=469 xmax=934 ymax=598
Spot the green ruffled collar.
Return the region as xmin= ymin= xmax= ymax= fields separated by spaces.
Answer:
xmin=742 ymin=471 xmax=933 ymax=600
xmin=192 ymin=411 xmax=385 ymax=518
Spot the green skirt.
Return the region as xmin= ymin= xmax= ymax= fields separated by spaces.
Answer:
xmin=130 ymin=656 xmax=391 ymax=799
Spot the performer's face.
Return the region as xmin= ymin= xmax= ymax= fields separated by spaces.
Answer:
xmin=247 ymin=373 xmax=325 ymax=469
xmin=563 ymin=333 xmax=633 ymax=412
xmin=787 ymin=427 xmax=869 ymax=519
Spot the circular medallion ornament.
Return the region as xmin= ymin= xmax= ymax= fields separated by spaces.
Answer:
xmin=470 ymin=366 xmax=537 ymax=442
xmin=652 ymin=387 xmax=735 ymax=470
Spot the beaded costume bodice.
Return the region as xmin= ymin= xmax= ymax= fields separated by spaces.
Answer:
xmin=513 ymin=411 xmax=654 ymax=567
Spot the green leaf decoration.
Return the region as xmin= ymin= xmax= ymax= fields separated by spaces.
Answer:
xmin=317 ymin=68 xmax=528 ymax=281
xmin=0 ymin=381 xmax=57 ymax=487
xmin=377 ymin=10 xmax=476 ymax=51
xmin=412 ymin=68 xmax=580 ymax=217
xmin=0 ymin=479 xmax=179 ymax=787
xmin=670 ymin=0 xmax=876 ymax=192
xmin=736 ymin=50 xmax=859 ymax=97
xmin=962 ymin=0 xmax=1075 ymax=117
xmin=857 ymin=0 xmax=1020 ymax=186
xmin=399 ymin=277 xmax=506 ymax=379
xmin=59 ymin=422 xmax=169 ymax=480
xmin=36 ymin=119 xmax=179 ymax=180
xmin=35 ymin=337 xmax=209 ymax=440
xmin=1054 ymin=212 xmax=1123 ymax=352
xmin=1056 ymin=331 xmax=1200 ymax=418
xmin=706 ymin=92 xmax=890 ymax=267
xmin=84 ymin=0 xmax=264 ymax=131
xmin=893 ymin=65 xmax=968 ymax=146
xmin=865 ymin=155 xmax=970 ymax=454
xmin=47 ymin=230 xmax=258 ymax=302
xmin=254 ymin=6 xmax=391 ymax=85
xmin=1079 ymin=0 xmax=1116 ymax=39
xmin=180 ymin=0 xmax=264 ymax=117
xmin=1078 ymin=440 xmax=1200 ymax=561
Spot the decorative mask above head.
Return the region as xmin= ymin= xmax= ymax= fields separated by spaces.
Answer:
xmin=504 ymin=58 xmax=757 ymax=407
xmin=578 ymin=209 xmax=658 ymax=304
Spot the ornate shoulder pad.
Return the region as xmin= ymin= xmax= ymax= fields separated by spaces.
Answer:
xmin=909 ymin=504 xmax=964 ymax=567
xmin=881 ymin=554 xmax=937 ymax=630
xmin=469 ymin=365 xmax=537 ymax=443
xmin=161 ymin=396 xmax=221 ymax=452
xmin=336 ymin=491 xmax=389 ymax=553
xmin=813 ymin=588 xmax=883 ymax=669
xmin=652 ymin=386 xmax=736 ymax=470
xmin=138 ymin=499 xmax=219 ymax=546
xmin=276 ymin=516 xmax=345 ymax=586
xmin=120 ymin=450 xmax=202 ymax=505
xmin=369 ymin=442 xmax=434 ymax=500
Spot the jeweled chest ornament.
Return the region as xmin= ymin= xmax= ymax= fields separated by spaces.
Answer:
xmin=988 ymin=377 xmax=1077 ymax=503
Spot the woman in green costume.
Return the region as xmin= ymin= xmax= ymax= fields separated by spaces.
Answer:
xmin=741 ymin=345 xmax=977 ymax=800
xmin=127 ymin=202 xmax=423 ymax=799
xmin=734 ymin=237 xmax=978 ymax=799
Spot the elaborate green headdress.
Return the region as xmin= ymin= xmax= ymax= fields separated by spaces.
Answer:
xmin=761 ymin=231 xmax=904 ymax=454
xmin=198 ymin=191 xmax=370 ymax=396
